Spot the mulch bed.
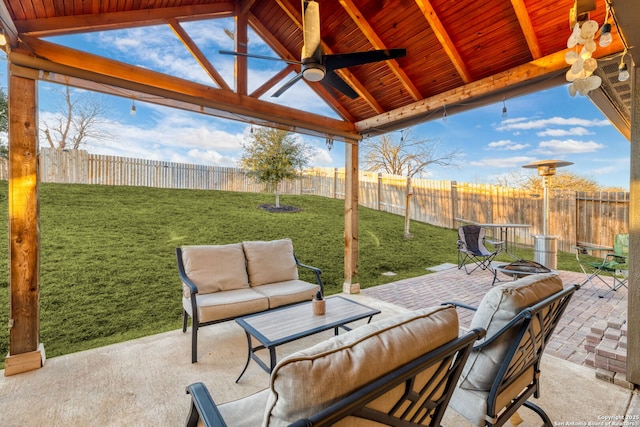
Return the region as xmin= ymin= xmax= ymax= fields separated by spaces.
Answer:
xmin=258 ymin=204 xmax=302 ymax=213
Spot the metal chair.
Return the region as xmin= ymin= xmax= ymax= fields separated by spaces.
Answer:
xmin=445 ymin=275 xmax=579 ymax=427
xmin=574 ymin=233 xmax=628 ymax=298
xmin=457 ymin=224 xmax=503 ymax=274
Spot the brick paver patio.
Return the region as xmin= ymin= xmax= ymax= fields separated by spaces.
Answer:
xmin=361 ymin=264 xmax=628 ymax=368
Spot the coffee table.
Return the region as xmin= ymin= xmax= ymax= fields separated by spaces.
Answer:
xmin=234 ymin=296 xmax=381 ymax=382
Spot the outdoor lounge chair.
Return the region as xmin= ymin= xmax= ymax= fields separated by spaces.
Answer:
xmin=574 ymin=233 xmax=628 ymax=298
xmin=457 ymin=224 xmax=503 ymax=274
xmin=444 ymin=273 xmax=579 ymax=427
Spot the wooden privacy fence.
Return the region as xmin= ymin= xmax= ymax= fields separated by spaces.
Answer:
xmin=0 ymin=148 xmax=629 ymax=252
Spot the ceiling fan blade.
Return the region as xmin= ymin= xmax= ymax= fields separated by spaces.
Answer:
xmin=321 ymin=71 xmax=359 ymax=99
xmin=302 ymin=0 xmax=322 ymax=62
xmin=219 ymin=50 xmax=301 ymax=66
xmin=324 ymin=48 xmax=407 ymax=71
xmin=272 ymin=72 xmax=305 ymax=97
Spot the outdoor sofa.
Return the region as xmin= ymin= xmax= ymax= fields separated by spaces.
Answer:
xmin=177 ymin=238 xmax=323 ymax=363
xmin=185 ymin=305 xmax=485 ymax=426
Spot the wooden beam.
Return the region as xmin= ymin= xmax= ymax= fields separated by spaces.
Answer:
xmin=5 ymin=69 xmax=43 ymax=375
xmin=0 ymin=0 xmax=19 ymax=48
xmin=338 ymin=0 xmax=423 ymax=101
xmin=235 ymin=5 xmax=249 ymax=96
xmin=627 ymin=65 xmax=640 ymax=386
xmin=414 ymin=0 xmax=473 ymax=83
xmin=355 ymin=42 xmax=624 ymax=133
xmin=166 ymin=19 xmax=231 ymax=91
xmin=343 ymin=140 xmax=360 ymax=294
xmin=9 ymin=39 xmax=359 ymax=141
xmin=510 ymin=0 xmax=543 ymax=59
xmin=15 ymin=3 xmax=235 ymax=37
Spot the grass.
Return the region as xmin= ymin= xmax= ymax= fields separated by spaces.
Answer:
xmin=0 ymin=181 xmax=587 ymax=368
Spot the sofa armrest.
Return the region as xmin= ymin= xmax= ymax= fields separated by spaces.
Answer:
xmin=441 ymin=301 xmax=478 ymax=312
xmin=295 ymin=255 xmax=324 ymax=295
xmin=185 ymin=382 xmax=227 ymax=427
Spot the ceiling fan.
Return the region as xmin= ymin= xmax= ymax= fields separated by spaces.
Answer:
xmin=220 ymin=0 xmax=407 ymax=99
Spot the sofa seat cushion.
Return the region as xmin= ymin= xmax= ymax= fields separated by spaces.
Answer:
xmin=181 ymin=244 xmax=250 ymax=294
xmin=184 ymin=288 xmax=268 ymax=323
xmin=459 ymin=272 xmax=562 ymax=391
xmin=218 ymin=389 xmax=270 ymax=427
xmin=243 ymin=239 xmax=299 ymax=287
xmin=262 ymin=305 xmax=459 ymax=427
xmin=253 ymin=280 xmax=320 ymax=309
xmin=448 ymin=366 xmax=535 ymax=426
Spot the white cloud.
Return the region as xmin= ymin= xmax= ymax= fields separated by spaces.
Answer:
xmin=536 ymin=127 xmax=592 ymax=137
xmin=486 ymin=140 xmax=530 ymax=150
xmin=496 ymin=117 xmax=609 ymax=131
xmin=534 ymin=139 xmax=604 ymax=155
xmin=469 ymin=156 xmax=537 ymax=168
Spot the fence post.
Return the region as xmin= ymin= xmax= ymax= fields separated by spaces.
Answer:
xmin=377 ymin=172 xmax=383 ymax=211
xmin=450 ymin=181 xmax=458 ymax=228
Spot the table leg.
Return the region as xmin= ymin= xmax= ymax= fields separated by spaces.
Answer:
xmin=235 ymin=330 xmax=253 ymax=383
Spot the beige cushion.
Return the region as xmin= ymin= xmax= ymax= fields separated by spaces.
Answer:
xmin=243 ymin=240 xmax=299 ymax=287
xmin=181 ymin=244 xmax=249 ymax=294
xmin=218 ymin=389 xmax=270 ymax=427
xmin=253 ymin=280 xmax=320 ymax=308
xmin=262 ymin=305 xmax=459 ymax=427
xmin=183 ymin=288 xmax=268 ymax=323
xmin=458 ymin=272 xmax=563 ymax=391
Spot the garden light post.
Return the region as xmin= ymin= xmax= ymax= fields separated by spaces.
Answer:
xmin=522 ymin=160 xmax=573 ymax=269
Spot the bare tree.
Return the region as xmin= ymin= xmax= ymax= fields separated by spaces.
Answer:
xmin=362 ymin=128 xmax=459 ymax=178
xmin=519 ymin=170 xmax=600 ymax=192
xmin=363 ymin=128 xmax=459 ymax=237
xmin=41 ymin=86 xmax=111 ymax=150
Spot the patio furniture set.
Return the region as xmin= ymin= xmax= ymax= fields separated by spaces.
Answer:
xmin=176 ymin=238 xmax=579 ymax=426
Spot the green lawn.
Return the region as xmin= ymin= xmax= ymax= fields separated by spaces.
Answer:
xmin=0 ymin=181 xmax=585 ymax=368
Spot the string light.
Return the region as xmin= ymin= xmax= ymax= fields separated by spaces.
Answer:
xmin=442 ymin=105 xmax=447 ymax=122
xmin=325 ymin=136 xmax=333 ymax=151
xmin=130 ymin=99 xmax=136 ymax=116
xmin=618 ymin=50 xmax=630 ymax=82
xmin=502 ymin=100 xmax=508 ymax=119
xmin=0 ymin=28 xmax=6 ymax=46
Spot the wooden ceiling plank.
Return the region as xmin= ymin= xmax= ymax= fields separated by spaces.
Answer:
xmin=338 ymin=0 xmax=422 ymax=101
xmin=510 ymin=0 xmax=543 ymax=59
xmin=166 ymin=18 xmax=231 ymax=91
xmin=14 ymin=3 xmax=236 ymax=37
xmin=355 ymin=41 xmax=624 ymax=133
xmin=413 ymin=0 xmax=473 ymax=83
xmin=12 ymin=37 xmax=358 ymax=140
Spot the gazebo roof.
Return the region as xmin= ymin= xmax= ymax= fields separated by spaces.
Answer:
xmin=1 ymin=0 xmax=635 ymax=141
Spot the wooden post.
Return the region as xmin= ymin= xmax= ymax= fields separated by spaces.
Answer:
xmin=343 ymin=141 xmax=359 ymax=294
xmin=626 ymin=64 xmax=640 ymax=386
xmin=5 ymin=70 xmax=45 ymax=376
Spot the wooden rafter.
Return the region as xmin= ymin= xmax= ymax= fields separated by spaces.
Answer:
xmin=167 ymin=19 xmax=231 ymax=91
xmin=355 ymin=41 xmax=624 ymax=133
xmin=12 ymin=37 xmax=358 ymax=141
xmin=414 ymin=0 xmax=473 ymax=84
xmin=338 ymin=0 xmax=423 ymax=101
xmin=510 ymin=0 xmax=542 ymax=59
xmin=14 ymin=3 xmax=235 ymax=37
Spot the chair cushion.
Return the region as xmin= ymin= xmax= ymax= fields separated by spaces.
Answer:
xmin=181 ymin=244 xmax=249 ymax=294
xmin=458 ymin=272 xmax=563 ymax=391
xmin=252 ymin=280 xmax=320 ymax=308
xmin=243 ymin=239 xmax=299 ymax=287
xmin=262 ymin=305 xmax=459 ymax=427
xmin=218 ymin=389 xmax=271 ymax=427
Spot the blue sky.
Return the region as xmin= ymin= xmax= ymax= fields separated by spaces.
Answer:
xmin=2 ymin=18 xmax=631 ymax=190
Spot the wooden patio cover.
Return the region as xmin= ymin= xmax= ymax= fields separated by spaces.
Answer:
xmin=1 ymin=0 xmax=638 ymax=385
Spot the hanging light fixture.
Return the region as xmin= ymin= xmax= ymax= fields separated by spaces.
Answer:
xmin=130 ymin=100 xmax=136 ymax=116
xmin=618 ymin=55 xmax=630 ymax=82
xmin=325 ymin=136 xmax=333 ymax=151
xmin=501 ymin=100 xmax=508 ymax=119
